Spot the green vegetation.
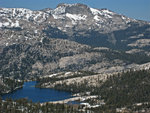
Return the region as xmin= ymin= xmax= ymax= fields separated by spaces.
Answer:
xmin=1 ymin=40 xmax=150 ymax=80
xmin=1 ymin=70 xmax=150 ymax=112
xmin=97 ymin=69 xmax=150 ymax=111
xmin=91 ymin=49 xmax=150 ymax=64
xmin=36 ymin=71 xmax=96 ymax=88
xmin=0 ymin=78 xmax=23 ymax=95
xmin=0 ymin=98 xmax=83 ymax=113
xmin=36 ymin=69 xmax=150 ymax=112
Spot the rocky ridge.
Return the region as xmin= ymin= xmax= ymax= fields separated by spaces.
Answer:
xmin=0 ymin=3 xmax=150 ymax=79
xmin=1 ymin=3 xmax=150 ymax=51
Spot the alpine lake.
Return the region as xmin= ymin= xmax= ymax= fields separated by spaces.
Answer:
xmin=2 ymin=81 xmax=73 ymax=103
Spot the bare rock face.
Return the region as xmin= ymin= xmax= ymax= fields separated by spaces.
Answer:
xmin=0 ymin=3 xmax=150 ymax=79
xmin=0 ymin=3 xmax=150 ymax=52
xmin=64 ymin=3 xmax=91 ymax=15
xmin=0 ymin=3 xmax=150 ymax=50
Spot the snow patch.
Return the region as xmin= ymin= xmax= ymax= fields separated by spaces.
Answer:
xmin=90 ymin=8 xmax=113 ymax=19
xmin=3 ymin=22 xmax=10 ymax=26
xmin=102 ymin=9 xmax=114 ymax=15
xmin=0 ymin=23 xmax=2 ymax=27
xmin=1 ymin=8 xmax=47 ymax=23
xmin=0 ymin=22 xmax=10 ymax=27
xmin=40 ymin=37 xmax=44 ymax=43
xmin=25 ymin=36 xmax=28 ymax=40
xmin=121 ymin=16 xmax=126 ymax=20
xmin=66 ymin=13 xmax=87 ymax=21
xmin=51 ymin=5 xmax=66 ymax=15
xmin=42 ymin=73 xmax=59 ymax=78
xmin=34 ymin=30 xmax=38 ymax=34
xmin=65 ymin=13 xmax=87 ymax=25
xmin=95 ymin=23 xmax=101 ymax=27
xmin=65 ymin=72 xmax=72 ymax=75
xmin=48 ymin=73 xmax=58 ymax=77
xmin=65 ymin=24 xmax=72 ymax=28
xmin=5 ymin=43 xmax=9 ymax=46
xmin=81 ymin=103 xmax=90 ymax=106
xmin=94 ymin=15 xmax=103 ymax=22
xmin=90 ymin=8 xmax=100 ymax=15
xmin=57 ymin=27 xmax=62 ymax=30
xmin=52 ymin=14 xmax=65 ymax=19
xmin=11 ymin=20 xmax=20 ymax=27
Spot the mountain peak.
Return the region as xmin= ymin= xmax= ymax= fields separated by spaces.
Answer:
xmin=56 ymin=3 xmax=88 ymax=8
xmin=55 ymin=3 xmax=90 ymax=15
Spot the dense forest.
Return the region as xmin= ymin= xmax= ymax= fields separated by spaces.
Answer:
xmin=94 ymin=69 xmax=150 ymax=112
xmin=36 ymin=69 xmax=150 ymax=112
xmin=92 ymin=49 xmax=150 ymax=64
xmin=0 ymin=98 xmax=85 ymax=113
xmin=1 ymin=70 xmax=150 ymax=112
xmin=0 ymin=78 xmax=23 ymax=95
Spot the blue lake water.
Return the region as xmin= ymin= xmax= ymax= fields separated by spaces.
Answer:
xmin=2 ymin=81 xmax=73 ymax=103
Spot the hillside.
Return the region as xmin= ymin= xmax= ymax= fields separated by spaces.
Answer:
xmin=0 ymin=3 xmax=150 ymax=113
xmin=36 ymin=69 xmax=150 ymax=112
xmin=0 ymin=77 xmax=23 ymax=95
xmin=0 ymin=3 xmax=150 ymax=54
xmin=1 ymin=3 xmax=150 ymax=79
xmin=1 ymin=37 xmax=150 ymax=79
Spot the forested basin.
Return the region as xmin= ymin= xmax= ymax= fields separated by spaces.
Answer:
xmin=2 ymin=81 xmax=73 ymax=103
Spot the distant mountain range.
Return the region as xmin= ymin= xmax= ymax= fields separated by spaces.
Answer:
xmin=0 ymin=3 xmax=150 ymax=79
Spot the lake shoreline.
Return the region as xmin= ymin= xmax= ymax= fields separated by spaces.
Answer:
xmin=42 ymin=95 xmax=98 ymax=104
xmin=1 ymin=85 xmax=23 ymax=96
xmin=2 ymin=81 xmax=73 ymax=103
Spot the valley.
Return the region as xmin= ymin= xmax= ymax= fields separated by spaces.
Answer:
xmin=1 ymin=69 xmax=150 ymax=112
xmin=36 ymin=69 xmax=150 ymax=112
xmin=0 ymin=3 xmax=150 ymax=113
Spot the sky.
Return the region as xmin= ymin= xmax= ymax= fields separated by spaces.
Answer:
xmin=0 ymin=0 xmax=150 ymax=21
